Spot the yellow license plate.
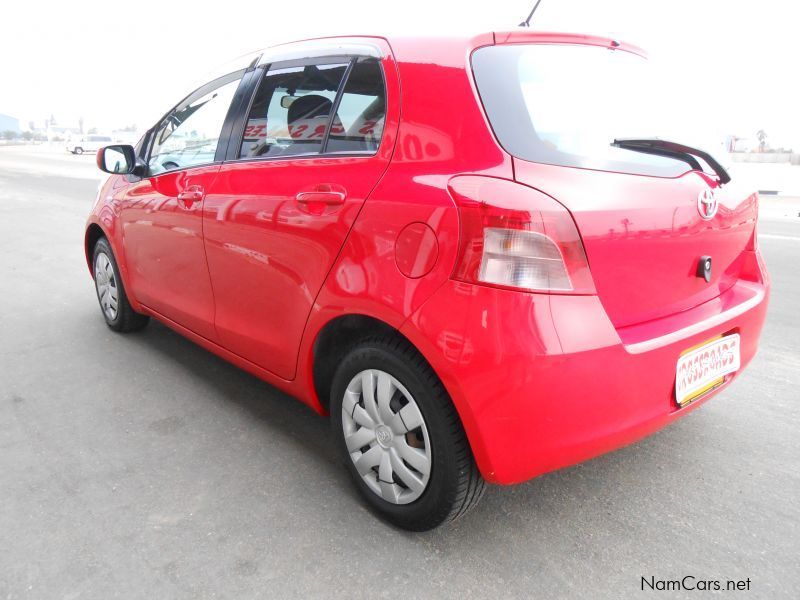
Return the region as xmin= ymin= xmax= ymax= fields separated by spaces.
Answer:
xmin=675 ymin=334 xmax=740 ymax=407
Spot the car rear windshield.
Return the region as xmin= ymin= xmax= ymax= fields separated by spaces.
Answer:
xmin=471 ymin=44 xmax=689 ymax=177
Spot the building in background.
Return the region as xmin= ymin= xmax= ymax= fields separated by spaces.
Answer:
xmin=0 ymin=113 xmax=21 ymax=135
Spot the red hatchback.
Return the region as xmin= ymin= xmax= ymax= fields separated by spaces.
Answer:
xmin=87 ymin=31 xmax=769 ymax=530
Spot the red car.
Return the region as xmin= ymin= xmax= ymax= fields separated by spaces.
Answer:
xmin=86 ymin=31 xmax=769 ymax=531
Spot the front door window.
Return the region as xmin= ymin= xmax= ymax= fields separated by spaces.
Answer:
xmin=148 ymin=76 xmax=241 ymax=175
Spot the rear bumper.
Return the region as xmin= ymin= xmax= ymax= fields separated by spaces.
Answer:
xmin=401 ymin=251 xmax=769 ymax=485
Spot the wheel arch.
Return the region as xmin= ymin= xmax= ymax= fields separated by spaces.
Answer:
xmin=84 ymin=220 xmax=142 ymax=312
xmin=84 ymin=222 xmax=107 ymax=271
xmin=308 ymin=310 xmax=486 ymax=482
xmin=311 ymin=313 xmax=411 ymax=413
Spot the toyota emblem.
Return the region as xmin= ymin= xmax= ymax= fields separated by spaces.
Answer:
xmin=697 ymin=188 xmax=718 ymax=220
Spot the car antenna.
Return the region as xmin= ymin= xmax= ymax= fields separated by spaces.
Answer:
xmin=519 ymin=0 xmax=544 ymax=27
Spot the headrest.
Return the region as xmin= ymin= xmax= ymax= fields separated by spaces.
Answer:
xmin=287 ymin=95 xmax=332 ymax=125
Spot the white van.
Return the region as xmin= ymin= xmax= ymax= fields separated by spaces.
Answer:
xmin=66 ymin=135 xmax=113 ymax=154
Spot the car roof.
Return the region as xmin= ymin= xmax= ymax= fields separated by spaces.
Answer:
xmin=246 ymin=30 xmax=645 ymax=64
xmin=181 ymin=29 xmax=644 ymax=118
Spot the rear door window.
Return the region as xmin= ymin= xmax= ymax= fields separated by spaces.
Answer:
xmin=239 ymin=62 xmax=349 ymax=159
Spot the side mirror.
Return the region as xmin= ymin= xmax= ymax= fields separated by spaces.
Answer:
xmin=97 ymin=144 xmax=137 ymax=175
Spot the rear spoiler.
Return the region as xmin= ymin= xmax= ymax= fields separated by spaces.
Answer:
xmin=612 ymin=138 xmax=731 ymax=185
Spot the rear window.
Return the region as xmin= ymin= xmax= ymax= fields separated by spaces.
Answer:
xmin=471 ymin=44 xmax=689 ymax=177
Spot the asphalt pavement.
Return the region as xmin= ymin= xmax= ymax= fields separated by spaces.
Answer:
xmin=1 ymin=145 xmax=798 ymax=599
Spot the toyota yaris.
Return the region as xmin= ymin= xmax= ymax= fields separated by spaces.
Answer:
xmin=86 ymin=31 xmax=769 ymax=530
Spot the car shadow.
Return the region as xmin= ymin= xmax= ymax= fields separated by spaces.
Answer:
xmin=121 ymin=320 xmax=360 ymax=495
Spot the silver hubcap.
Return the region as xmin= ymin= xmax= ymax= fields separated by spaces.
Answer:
xmin=342 ymin=369 xmax=432 ymax=505
xmin=94 ymin=253 xmax=119 ymax=321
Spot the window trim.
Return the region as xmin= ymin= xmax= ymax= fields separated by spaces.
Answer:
xmin=225 ymin=54 xmax=387 ymax=167
xmin=223 ymin=66 xmax=266 ymax=162
xmin=218 ymin=68 xmax=263 ymax=162
xmin=256 ymin=41 xmax=382 ymax=67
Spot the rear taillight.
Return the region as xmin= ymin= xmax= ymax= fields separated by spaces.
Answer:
xmin=448 ymin=176 xmax=595 ymax=294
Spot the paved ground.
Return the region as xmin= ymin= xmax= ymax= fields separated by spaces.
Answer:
xmin=1 ymin=146 xmax=798 ymax=599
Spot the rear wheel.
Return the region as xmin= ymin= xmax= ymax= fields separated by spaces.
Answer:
xmin=330 ymin=336 xmax=485 ymax=531
xmin=74 ymin=147 xmax=83 ymax=155
xmin=92 ymin=237 xmax=149 ymax=332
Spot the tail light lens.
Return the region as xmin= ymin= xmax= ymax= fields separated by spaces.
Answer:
xmin=448 ymin=176 xmax=595 ymax=294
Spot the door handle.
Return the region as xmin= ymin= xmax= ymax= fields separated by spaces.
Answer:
xmin=177 ymin=185 xmax=205 ymax=208
xmin=295 ymin=190 xmax=346 ymax=205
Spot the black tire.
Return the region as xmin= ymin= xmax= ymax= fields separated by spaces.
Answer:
xmin=330 ymin=335 xmax=485 ymax=531
xmin=75 ymin=147 xmax=83 ymax=155
xmin=91 ymin=237 xmax=149 ymax=333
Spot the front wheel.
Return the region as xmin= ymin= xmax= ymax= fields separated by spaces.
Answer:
xmin=330 ymin=336 xmax=485 ymax=531
xmin=74 ymin=147 xmax=83 ymax=155
xmin=92 ymin=237 xmax=149 ymax=332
